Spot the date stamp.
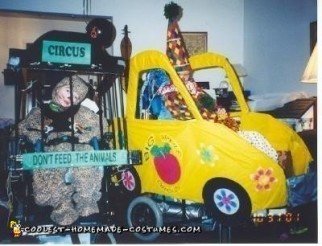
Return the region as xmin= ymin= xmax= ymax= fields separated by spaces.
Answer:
xmin=252 ymin=212 xmax=300 ymax=224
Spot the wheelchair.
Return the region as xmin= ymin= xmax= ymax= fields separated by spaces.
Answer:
xmin=2 ymin=69 xmax=142 ymax=244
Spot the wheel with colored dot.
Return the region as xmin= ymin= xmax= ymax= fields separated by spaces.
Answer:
xmin=203 ymin=178 xmax=251 ymax=226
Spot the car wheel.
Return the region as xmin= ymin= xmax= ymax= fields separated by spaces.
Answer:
xmin=203 ymin=178 xmax=251 ymax=226
xmin=127 ymin=196 xmax=163 ymax=241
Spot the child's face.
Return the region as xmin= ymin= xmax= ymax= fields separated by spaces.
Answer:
xmin=56 ymin=85 xmax=80 ymax=108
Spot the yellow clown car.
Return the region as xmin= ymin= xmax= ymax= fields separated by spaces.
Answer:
xmin=125 ymin=50 xmax=312 ymax=227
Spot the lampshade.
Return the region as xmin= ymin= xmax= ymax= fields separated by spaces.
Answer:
xmin=301 ymin=44 xmax=317 ymax=83
xmin=231 ymin=63 xmax=248 ymax=77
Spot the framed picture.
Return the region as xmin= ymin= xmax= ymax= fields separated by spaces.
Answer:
xmin=182 ymin=32 xmax=207 ymax=56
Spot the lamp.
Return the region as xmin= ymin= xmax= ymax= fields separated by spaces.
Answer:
xmin=301 ymin=44 xmax=317 ymax=83
xmin=226 ymin=63 xmax=248 ymax=89
xmin=300 ymin=44 xmax=317 ymax=130
xmin=216 ymin=63 xmax=248 ymax=106
xmin=225 ymin=63 xmax=248 ymax=78
xmin=231 ymin=63 xmax=248 ymax=78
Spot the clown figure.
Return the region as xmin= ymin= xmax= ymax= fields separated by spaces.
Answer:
xmin=18 ymin=75 xmax=106 ymax=225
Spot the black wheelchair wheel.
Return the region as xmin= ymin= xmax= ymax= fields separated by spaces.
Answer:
xmin=127 ymin=196 xmax=163 ymax=242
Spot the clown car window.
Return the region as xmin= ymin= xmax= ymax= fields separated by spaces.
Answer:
xmin=136 ymin=69 xmax=194 ymax=120
xmin=193 ymin=67 xmax=243 ymax=113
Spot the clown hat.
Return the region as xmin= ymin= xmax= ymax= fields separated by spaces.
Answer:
xmin=164 ymin=2 xmax=215 ymax=116
xmin=164 ymin=2 xmax=198 ymax=96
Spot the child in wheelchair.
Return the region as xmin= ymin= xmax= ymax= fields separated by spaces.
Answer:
xmin=17 ymin=75 xmax=107 ymax=226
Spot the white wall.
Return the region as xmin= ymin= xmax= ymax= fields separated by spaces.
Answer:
xmin=0 ymin=16 xmax=90 ymax=119
xmin=244 ymin=0 xmax=317 ymax=96
xmin=0 ymin=0 xmax=317 ymax=119
xmin=0 ymin=0 xmax=244 ymax=119
xmin=0 ymin=0 xmax=244 ymax=59
xmin=0 ymin=17 xmax=15 ymax=120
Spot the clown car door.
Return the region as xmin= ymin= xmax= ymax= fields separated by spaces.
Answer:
xmin=126 ymin=50 xmax=212 ymax=199
xmin=126 ymin=66 xmax=200 ymax=198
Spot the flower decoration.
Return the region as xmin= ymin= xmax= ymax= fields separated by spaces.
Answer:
xmin=250 ymin=167 xmax=277 ymax=191
xmin=196 ymin=143 xmax=218 ymax=166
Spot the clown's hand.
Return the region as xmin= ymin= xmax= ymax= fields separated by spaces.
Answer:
xmin=74 ymin=123 xmax=85 ymax=133
xmin=75 ymin=127 xmax=94 ymax=143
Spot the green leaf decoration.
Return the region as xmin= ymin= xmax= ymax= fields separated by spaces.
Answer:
xmin=151 ymin=145 xmax=161 ymax=157
xmin=151 ymin=143 xmax=172 ymax=157
xmin=163 ymin=143 xmax=171 ymax=155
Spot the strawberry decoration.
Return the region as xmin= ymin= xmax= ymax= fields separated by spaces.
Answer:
xmin=150 ymin=143 xmax=181 ymax=184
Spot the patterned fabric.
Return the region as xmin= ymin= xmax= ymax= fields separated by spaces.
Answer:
xmin=211 ymin=107 xmax=239 ymax=132
xmin=17 ymin=76 xmax=107 ymax=225
xmin=52 ymin=75 xmax=89 ymax=107
xmin=166 ymin=19 xmax=215 ymax=118
xmin=165 ymin=92 xmax=193 ymax=120
xmin=238 ymin=131 xmax=278 ymax=162
xmin=166 ymin=21 xmax=199 ymax=96
xmin=166 ymin=22 xmax=190 ymax=67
